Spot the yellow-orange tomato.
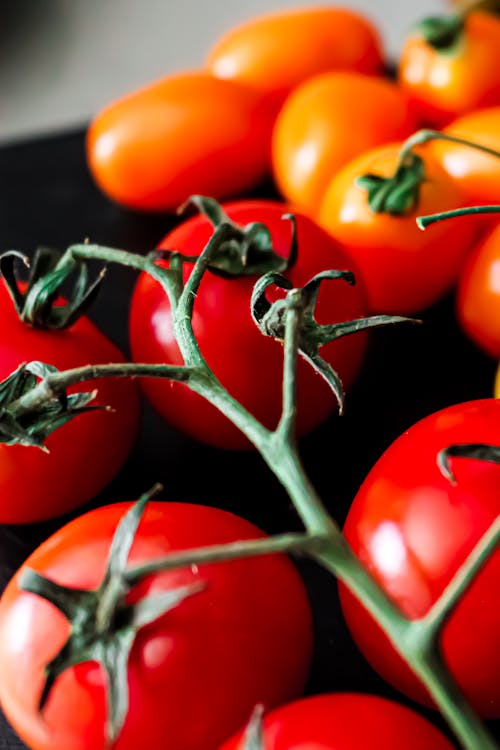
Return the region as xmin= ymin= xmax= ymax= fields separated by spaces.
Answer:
xmin=317 ymin=143 xmax=476 ymax=314
xmin=430 ymin=107 xmax=500 ymax=206
xmin=206 ymin=6 xmax=384 ymax=108
xmin=272 ymin=72 xmax=416 ymax=215
xmin=87 ymin=72 xmax=275 ymax=212
xmin=457 ymin=221 xmax=500 ymax=358
xmin=399 ymin=12 xmax=500 ymax=126
xmin=494 ymin=363 xmax=500 ymax=397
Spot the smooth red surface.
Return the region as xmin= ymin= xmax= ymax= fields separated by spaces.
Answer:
xmin=0 ymin=501 xmax=313 ymax=750
xmin=340 ymin=399 xmax=500 ymax=717
xmin=129 ymin=200 xmax=368 ymax=449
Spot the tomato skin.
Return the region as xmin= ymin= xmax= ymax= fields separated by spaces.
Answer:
xmin=399 ymin=12 xmax=500 ymax=127
xmin=220 ymin=693 xmax=454 ymax=750
xmin=430 ymin=107 xmax=500 ymax=207
xmin=316 ymin=143 xmax=476 ymax=314
xmin=272 ymin=72 xmax=416 ymax=214
xmin=87 ymin=72 xmax=275 ymax=212
xmin=0 ymin=283 xmax=138 ymax=523
xmin=0 ymin=501 xmax=313 ymax=750
xmin=340 ymin=399 xmax=500 ymax=717
xmin=129 ymin=200 xmax=368 ymax=450
xmin=456 ymin=221 xmax=500 ymax=358
xmin=206 ymin=6 xmax=384 ymax=109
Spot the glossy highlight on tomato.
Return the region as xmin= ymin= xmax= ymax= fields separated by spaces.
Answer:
xmin=340 ymin=399 xmax=500 ymax=717
xmin=129 ymin=200 xmax=368 ymax=449
xmin=0 ymin=501 xmax=313 ymax=750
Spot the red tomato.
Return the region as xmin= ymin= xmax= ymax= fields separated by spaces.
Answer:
xmin=272 ymin=72 xmax=416 ymax=214
xmin=206 ymin=6 xmax=384 ymax=110
xmin=340 ymin=399 xmax=500 ymax=717
xmin=87 ymin=72 xmax=275 ymax=212
xmin=220 ymin=693 xmax=454 ymax=750
xmin=316 ymin=142 xmax=477 ymax=314
xmin=0 ymin=281 xmax=138 ymax=524
xmin=456 ymin=221 xmax=500 ymax=358
xmin=129 ymin=200 xmax=368 ymax=449
xmin=399 ymin=12 xmax=500 ymax=126
xmin=0 ymin=501 xmax=313 ymax=750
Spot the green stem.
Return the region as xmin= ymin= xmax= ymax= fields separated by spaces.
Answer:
xmin=397 ymin=129 xmax=500 ymax=169
xmin=417 ymin=205 xmax=500 ymax=230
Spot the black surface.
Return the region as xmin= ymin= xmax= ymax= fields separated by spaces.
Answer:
xmin=0 ymin=128 xmax=499 ymax=748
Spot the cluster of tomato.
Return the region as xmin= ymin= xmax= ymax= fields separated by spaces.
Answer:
xmin=0 ymin=2 xmax=499 ymax=750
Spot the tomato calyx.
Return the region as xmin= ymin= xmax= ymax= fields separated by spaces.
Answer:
xmin=416 ymin=14 xmax=464 ymax=51
xmin=242 ymin=705 xmax=265 ymax=750
xmin=18 ymin=488 xmax=204 ymax=744
xmin=0 ymin=361 xmax=103 ymax=449
xmin=357 ymin=151 xmax=426 ymax=217
xmin=173 ymin=195 xmax=298 ymax=278
xmin=438 ymin=442 xmax=500 ymax=483
xmin=0 ymin=246 xmax=106 ymax=330
xmin=251 ymin=269 xmax=415 ymax=413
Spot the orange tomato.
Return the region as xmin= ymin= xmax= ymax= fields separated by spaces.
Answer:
xmin=430 ymin=107 xmax=500 ymax=205
xmin=399 ymin=12 xmax=500 ymax=126
xmin=87 ymin=72 xmax=274 ymax=212
xmin=272 ymin=72 xmax=416 ymax=215
xmin=457 ymin=221 xmax=500 ymax=358
xmin=316 ymin=142 xmax=476 ymax=314
xmin=206 ymin=6 xmax=384 ymax=110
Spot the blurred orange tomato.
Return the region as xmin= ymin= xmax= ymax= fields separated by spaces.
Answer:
xmin=272 ymin=72 xmax=416 ymax=215
xmin=87 ymin=72 xmax=274 ymax=212
xmin=206 ymin=6 xmax=384 ymax=110
xmin=399 ymin=12 xmax=500 ymax=126
xmin=317 ymin=142 xmax=476 ymax=314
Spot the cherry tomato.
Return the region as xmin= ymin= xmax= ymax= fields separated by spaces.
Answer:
xmin=456 ymin=221 xmax=500 ymax=358
xmin=0 ymin=281 xmax=138 ymax=524
xmin=220 ymin=693 xmax=454 ymax=750
xmin=316 ymin=142 xmax=476 ymax=314
xmin=87 ymin=72 xmax=275 ymax=212
xmin=272 ymin=72 xmax=416 ymax=215
xmin=206 ymin=6 xmax=384 ymax=111
xmin=399 ymin=12 xmax=500 ymax=126
xmin=129 ymin=200 xmax=368 ymax=450
xmin=430 ymin=107 xmax=500 ymax=206
xmin=340 ymin=399 xmax=500 ymax=717
xmin=0 ymin=501 xmax=313 ymax=750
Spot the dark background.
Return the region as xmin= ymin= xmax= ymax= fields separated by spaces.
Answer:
xmin=0 ymin=129 xmax=498 ymax=748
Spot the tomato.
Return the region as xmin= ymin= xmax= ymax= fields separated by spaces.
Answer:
xmin=339 ymin=399 xmax=500 ymax=717
xmin=272 ymin=72 xmax=416 ymax=215
xmin=206 ymin=6 xmax=384 ymax=111
xmin=316 ymin=142 xmax=477 ymax=314
xmin=399 ymin=12 xmax=500 ymax=127
xmin=456 ymin=220 xmax=500 ymax=358
xmin=220 ymin=693 xmax=454 ymax=750
xmin=494 ymin=363 xmax=500 ymax=397
xmin=86 ymin=72 xmax=275 ymax=212
xmin=0 ymin=280 xmax=138 ymax=524
xmin=129 ymin=199 xmax=368 ymax=449
xmin=430 ymin=107 xmax=500 ymax=206
xmin=0 ymin=500 xmax=313 ymax=750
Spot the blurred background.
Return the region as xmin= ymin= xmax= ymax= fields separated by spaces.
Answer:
xmin=3 ymin=0 xmax=445 ymax=145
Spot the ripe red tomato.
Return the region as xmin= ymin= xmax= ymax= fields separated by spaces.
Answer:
xmin=316 ymin=142 xmax=477 ymax=314
xmin=272 ymin=72 xmax=416 ymax=214
xmin=0 ymin=501 xmax=313 ymax=750
xmin=129 ymin=200 xmax=368 ymax=449
xmin=0 ymin=281 xmax=138 ymax=524
xmin=456 ymin=221 xmax=500 ymax=358
xmin=206 ymin=6 xmax=384 ymax=110
xmin=220 ymin=693 xmax=454 ymax=749
xmin=87 ymin=72 xmax=275 ymax=212
xmin=399 ymin=12 xmax=500 ymax=126
xmin=340 ymin=399 xmax=500 ymax=717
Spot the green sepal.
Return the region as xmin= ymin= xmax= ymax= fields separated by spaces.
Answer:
xmin=357 ymin=152 xmax=426 ymax=217
xmin=172 ymin=195 xmax=298 ymax=278
xmin=252 ymin=270 xmax=416 ymax=415
xmin=0 ymin=246 xmax=106 ymax=330
xmin=438 ymin=443 xmax=500 ymax=484
xmin=415 ymin=14 xmax=464 ymax=51
xmin=19 ymin=488 xmax=204 ymax=745
xmin=0 ymin=362 xmax=102 ymax=449
xmin=243 ymin=705 xmax=266 ymax=750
